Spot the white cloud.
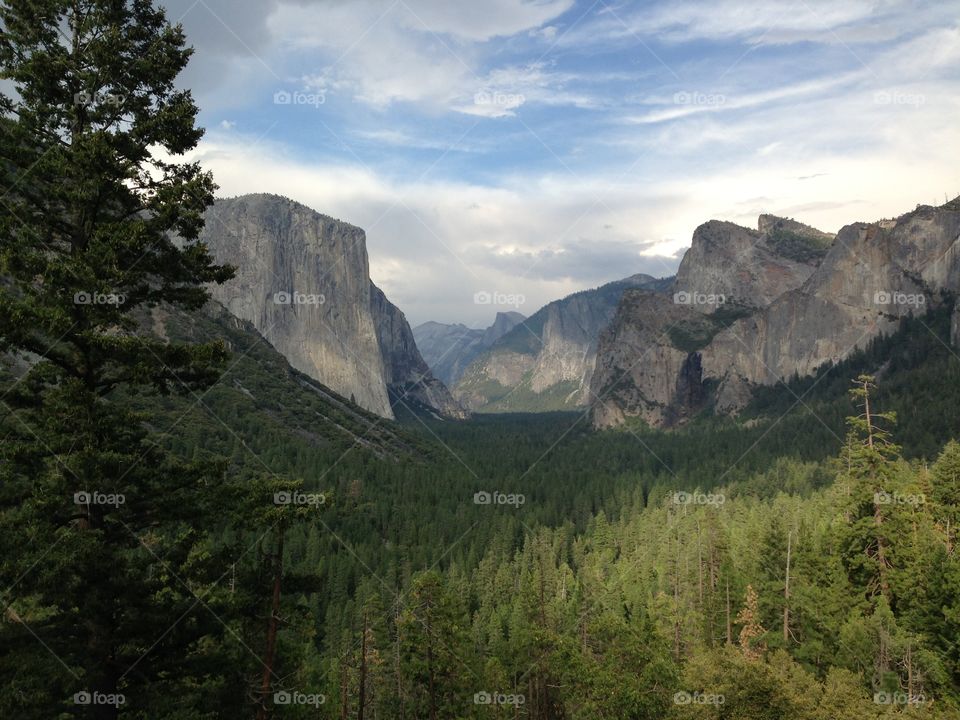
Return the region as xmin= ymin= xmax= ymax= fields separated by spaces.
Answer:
xmin=572 ymin=0 xmax=935 ymax=45
xmin=396 ymin=0 xmax=575 ymax=41
xmin=149 ymin=1 xmax=960 ymax=328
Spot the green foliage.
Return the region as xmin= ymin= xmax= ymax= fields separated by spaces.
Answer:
xmin=1 ymin=6 xmax=958 ymax=717
xmin=764 ymin=228 xmax=833 ymax=263
xmin=0 ymin=1 xmax=241 ymax=716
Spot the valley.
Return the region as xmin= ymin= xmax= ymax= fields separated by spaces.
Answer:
xmin=2 ymin=1 xmax=959 ymax=718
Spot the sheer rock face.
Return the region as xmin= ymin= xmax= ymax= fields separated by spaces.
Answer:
xmin=673 ymin=216 xmax=829 ymax=311
xmin=199 ymin=193 xmax=460 ymax=420
xmin=369 ymin=283 xmax=467 ymax=419
xmin=590 ymin=291 xmax=699 ymax=428
xmin=952 ymin=302 xmax=960 ymax=348
xmin=452 ymin=274 xmax=670 ymax=412
xmin=412 ymin=312 xmax=525 ymax=387
xmin=590 ymin=199 xmax=960 ymax=428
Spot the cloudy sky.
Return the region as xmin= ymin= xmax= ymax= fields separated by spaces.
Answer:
xmin=160 ymin=0 xmax=960 ymax=326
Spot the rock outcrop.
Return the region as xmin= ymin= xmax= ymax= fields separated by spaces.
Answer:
xmin=413 ymin=312 xmax=525 ymax=386
xmin=590 ymin=198 xmax=960 ymax=428
xmin=369 ymin=283 xmax=467 ymax=418
xmin=673 ymin=216 xmax=831 ymax=311
xmin=199 ymin=193 xmax=460 ymax=420
xmin=453 ymin=274 xmax=671 ymax=412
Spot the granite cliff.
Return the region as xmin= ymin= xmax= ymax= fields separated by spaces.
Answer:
xmin=199 ymin=193 xmax=461 ymax=420
xmin=452 ymin=274 xmax=671 ymax=412
xmin=369 ymin=283 xmax=467 ymax=418
xmin=591 ymin=198 xmax=960 ymax=428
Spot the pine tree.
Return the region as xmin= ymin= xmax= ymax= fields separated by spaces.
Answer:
xmin=736 ymin=584 xmax=767 ymax=661
xmin=0 ymin=1 xmax=233 ymax=716
xmin=932 ymin=440 xmax=960 ymax=551
xmin=839 ymin=375 xmax=902 ymax=602
xmin=397 ymin=571 xmax=472 ymax=720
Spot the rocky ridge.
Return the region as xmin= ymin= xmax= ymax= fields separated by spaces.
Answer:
xmin=412 ymin=312 xmax=525 ymax=387
xmin=452 ymin=274 xmax=671 ymax=412
xmin=591 ymin=199 xmax=960 ymax=428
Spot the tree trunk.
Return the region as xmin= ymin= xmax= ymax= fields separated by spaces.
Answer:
xmin=358 ymin=611 xmax=368 ymax=720
xmin=256 ymin=519 xmax=285 ymax=720
xmin=725 ymin=579 xmax=732 ymax=645
xmin=783 ymin=529 xmax=792 ymax=644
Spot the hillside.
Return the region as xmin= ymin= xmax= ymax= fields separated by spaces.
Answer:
xmin=452 ymin=273 xmax=672 ymax=412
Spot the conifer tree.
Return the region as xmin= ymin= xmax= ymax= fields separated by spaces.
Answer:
xmin=736 ymin=584 xmax=766 ymax=661
xmin=0 ymin=1 xmax=233 ymax=716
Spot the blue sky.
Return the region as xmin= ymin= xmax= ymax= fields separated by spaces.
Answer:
xmin=160 ymin=0 xmax=960 ymax=326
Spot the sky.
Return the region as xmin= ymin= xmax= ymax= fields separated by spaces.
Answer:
xmin=158 ymin=0 xmax=960 ymax=327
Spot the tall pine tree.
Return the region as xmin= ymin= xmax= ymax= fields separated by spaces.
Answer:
xmin=0 ymin=1 xmax=233 ymax=717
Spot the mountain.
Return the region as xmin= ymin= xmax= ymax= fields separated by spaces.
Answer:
xmin=591 ymin=198 xmax=960 ymax=428
xmin=452 ymin=274 xmax=671 ymax=412
xmin=369 ymin=283 xmax=467 ymax=419
xmin=412 ymin=311 xmax=525 ymax=386
xmin=197 ymin=193 xmax=461 ymax=420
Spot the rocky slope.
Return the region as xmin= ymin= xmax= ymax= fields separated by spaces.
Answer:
xmin=412 ymin=312 xmax=525 ymax=386
xmin=453 ymin=274 xmax=671 ymax=412
xmin=591 ymin=199 xmax=960 ymax=428
xmin=198 ymin=193 xmax=460 ymax=420
xmin=369 ymin=284 xmax=467 ymax=418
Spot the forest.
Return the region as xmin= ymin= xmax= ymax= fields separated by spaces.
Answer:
xmin=2 ymin=1 xmax=960 ymax=718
